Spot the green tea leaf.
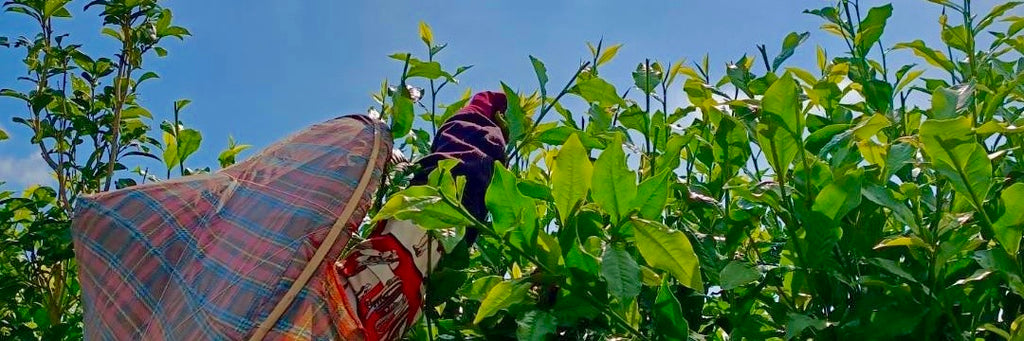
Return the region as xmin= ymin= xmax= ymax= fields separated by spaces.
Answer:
xmin=374 ymin=186 xmax=473 ymax=229
xmin=773 ymin=31 xmax=810 ymax=71
xmin=460 ymin=275 xmax=504 ymax=301
xmin=930 ymin=86 xmax=970 ymax=119
xmin=893 ymin=40 xmax=955 ymax=72
xmin=856 ymin=4 xmax=892 ymax=55
xmin=162 ymin=131 xmax=178 ymax=169
xmin=654 ymin=279 xmax=688 ymax=340
xmin=391 ymin=90 xmax=414 ymax=138
xmin=418 ymin=21 xmax=433 ymax=46
xmin=786 ymin=313 xmax=828 ymax=340
xmin=406 ymin=60 xmax=452 ymax=80
xmin=601 ymin=246 xmax=641 ymax=300
xmin=573 ymin=77 xmax=626 ymax=107
xmin=596 ymin=43 xmax=622 ymax=66
xmin=501 ymin=82 xmax=530 ymax=144
xmin=529 ymin=55 xmax=549 ymax=96
xmin=516 ymin=311 xmax=557 ymax=341
xmin=632 ymin=219 xmax=703 ymax=291
xmin=920 ymin=117 xmax=992 ymax=210
xmin=487 ymin=163 xmax=538 ymax=238
xmin=176 ymin=128 xmax=202 ymax=166
xmin=474 ymin=280 xmax=531 ymax=324
xmin=811 ymin=168 xmax=863 ymax=222
xmin=632 ymin=62 xmax=663 ymax=94
xmin=994 ymin=183 xmax=1024 ymax=255
xmin=631 ymin=171 xmax=671 ymax=220
xmin=592 ymin=136 xmax=636 ymax=223
xmin=719 ymin=261 xmax=760 ymax=290
xmin=762 ymin=72 xmax=801 ymax=136
xmin=552 ymin=134 xmax=592 ymax=223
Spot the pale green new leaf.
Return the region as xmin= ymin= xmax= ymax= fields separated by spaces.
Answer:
xmin=592 ymin=136 xmax=636 ymax=223
xmin=920 ymin=117 xmax=992 ymax=210
xmin=632 ymin=219 xmax=703 ymax=291
xmin=474 ymin=280 xmax=531 ymax=324
xmin=373 ymin=186 xmax=473 ymax=230
xmin=552 ymin=134 xmax=592 ymax=223
xmin=573 ymin=77 xmax=626 ymax=107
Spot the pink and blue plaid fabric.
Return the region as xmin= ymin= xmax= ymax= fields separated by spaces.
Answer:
xmin=71 ymin=115 xmax=390 ymax=340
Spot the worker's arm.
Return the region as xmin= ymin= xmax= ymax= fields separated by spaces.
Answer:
xmin=329 ymin=91 xmax=508 ymax=341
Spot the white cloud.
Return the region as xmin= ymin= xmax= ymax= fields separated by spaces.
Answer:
xmin=0 ymin=153 xmax=54 ymax=188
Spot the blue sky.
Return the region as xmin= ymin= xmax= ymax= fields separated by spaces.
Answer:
xmin=0 ymin=0 xmax=1007 ymax=187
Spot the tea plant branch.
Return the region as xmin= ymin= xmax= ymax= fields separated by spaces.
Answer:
xmin=104 ymin=12 xmax=135 ymax=191
xmin=508 ymin=61 xmax=591 ymax=161
xmin=437 ymin=193 xmax=649 ymax=340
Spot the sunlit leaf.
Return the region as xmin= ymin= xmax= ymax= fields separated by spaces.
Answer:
xmin=632 ymin=219 xmax=702 ymax=291
xmin=552 ymin=134 xmax=592 ymax=223
xmin=592 ymin=136 xmax=636 ymax=223
xmin=474 ymin=280 xmax=531 ymax=324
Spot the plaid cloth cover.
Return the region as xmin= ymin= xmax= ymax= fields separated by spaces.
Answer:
xmin=71 ymin=115 xmax=391 ymax=340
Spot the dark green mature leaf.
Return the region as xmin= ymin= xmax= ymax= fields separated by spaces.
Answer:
xmin=391 ymin=91 xmax=414 ymax=137
xmin=487 ymin=163 xmax=537 ymax=238
xmin=573 ymin=77 xmax=626 ymax=107
xmin=856 ymin=4 xmax=892 ymax=55
xmin=632 ymin=219 xmax=703 ymax=291
xmin=632 ymin=62 xmax=663 ymax=94
xmin=474 ymin=280 xmax=531 ymax=324
xmin=592 ymin=136 xmax=636 ymax=223
xmin=994 ymin=183 xmax=1024 ymax=255
xmin=719 ymin=261 xmax=760 ymax=290
xmin=862 ymin=184 xmax=917 ymax=230
xmin=920 ymin=117 xmax=992 ymax=210
xmin=374 ymin=186 xmax=473 ymax=229
xmin=516 ymin=311 xmax=557 ymax=341
xmin=631 ymin=171 xmax=671 ymax=220
xmin=773 ymin=32 xmax=810 ymax=71
xmin=601 ymin=246 xmax=641 ymax=300
xmin=502 ymin=82 xmax=529 ymax=143
xmin=786 ymin=313 xmax=827 ymax=340
xmin=654 ymin=279 xmax=688 ymax=340
xmin=529 ymin=55 xmax=548 ymax=96
xmin=552 ymin=134 xmax=592 ymax=223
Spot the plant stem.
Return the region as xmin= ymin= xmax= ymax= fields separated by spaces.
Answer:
xmin=508 ymin=61 xmax=591 ymax=161
xmin=439 ymin=193 xmax=649 ymax=340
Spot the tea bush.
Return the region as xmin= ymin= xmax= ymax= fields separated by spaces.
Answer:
xmin=377 ymin=1 xmax=1024 ymax=340
xmin=4 ymin=0 xmax=1024 ymax=340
